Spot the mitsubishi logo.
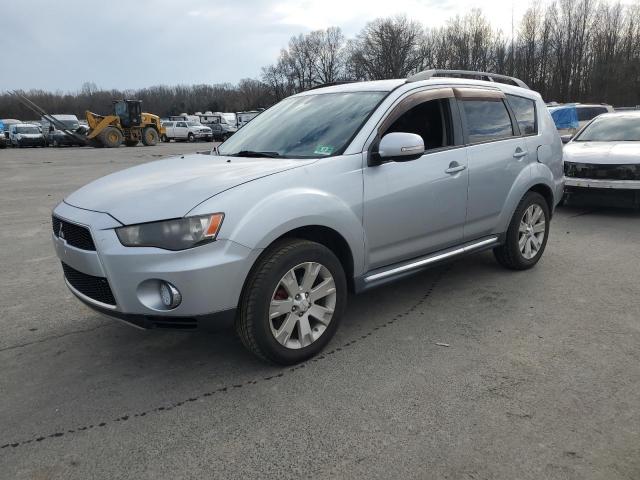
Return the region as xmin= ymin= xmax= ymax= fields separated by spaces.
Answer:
xmin=59 ymin=223 xmax=65 ymax=240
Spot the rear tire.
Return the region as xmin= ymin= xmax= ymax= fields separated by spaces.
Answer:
xmin=99 ymin=127 xmax=123 ymax=148
xmin=236 ymin=239 xmax=347 ymax=365
xmin=142 ymin=127 xmax=159 ymax=146
xmin=494 ymin=191 xmax=550 ymax=270
xmin=161 ymin=134 xmax=169 ymax=143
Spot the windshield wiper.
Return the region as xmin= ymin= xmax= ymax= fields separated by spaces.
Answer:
xmin=230 ymin=150 xmax=281 ymax=158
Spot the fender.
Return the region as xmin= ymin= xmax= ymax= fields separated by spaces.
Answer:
xmin=191 ymin=157 xmax=365 ymax=275
xmin=495 ymin=161 xmax=556 ymax=234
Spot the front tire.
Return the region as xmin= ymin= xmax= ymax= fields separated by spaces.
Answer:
xmin=187 ymin=132 xmax=195 ymax=142
xmin=494 ymin=191 xmax=550 ymax=270
xmin=236 ymin=239 xmax=347 ymax=365
xmin=141 ymin=127 xmax=159 ymax=146
xmin=99 ymin=127 xmax=123 ymax=148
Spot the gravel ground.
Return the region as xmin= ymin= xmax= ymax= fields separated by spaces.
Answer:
xmin=0 ymin=144 xmax=638 ymax=480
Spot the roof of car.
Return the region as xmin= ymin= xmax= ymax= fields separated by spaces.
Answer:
xmin=296 ymin=77 xmax=538 ymax=99
xmin=591 ymin=111 xmax=640 ymax=119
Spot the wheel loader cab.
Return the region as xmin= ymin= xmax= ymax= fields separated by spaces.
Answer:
xmin=114 ymin=100 xmax=142 ymax=128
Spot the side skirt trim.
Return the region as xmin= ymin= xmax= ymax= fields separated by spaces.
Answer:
xmin=360 ymin=236 xmax=499 ymax=287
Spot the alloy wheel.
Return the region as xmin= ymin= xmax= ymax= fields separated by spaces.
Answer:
xmin=518 ymin=204 xmax=546 ymax=260
xmin=269 ymin=262 xmax=336 ymax=349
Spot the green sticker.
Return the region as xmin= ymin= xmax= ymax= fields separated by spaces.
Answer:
xmin=314 ymin=145 xmax=334 ymax=155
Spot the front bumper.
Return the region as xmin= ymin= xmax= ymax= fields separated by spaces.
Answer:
xmin=15 ymin=137 xmax=45 ymax=146
xmin=52 ymin=201 xmax=259 ymax=329
xmin=564 ymin=177 xmax=640 ymax=190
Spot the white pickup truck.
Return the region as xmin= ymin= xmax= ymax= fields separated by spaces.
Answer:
xmin=161 ymin=121 xmax=213 ymax=142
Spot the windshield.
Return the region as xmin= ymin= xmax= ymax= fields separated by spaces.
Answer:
xmin=222 ymin=113 xmax=236 ymax=125
xmin=61 ymin=120 xmax=79 ymax=129
xmin=186 ymin=121 xmax=201 ymax=127
xmin=575 ymin=116 xmax=640 ymax=142
xmin=16 ymin=126 xmax=40 ymax=134
xmin=218 ymin=92 xmax=386 ymax=158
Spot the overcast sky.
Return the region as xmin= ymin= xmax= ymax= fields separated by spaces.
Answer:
xmin=2 ymin=0 xmax=537 ymax=92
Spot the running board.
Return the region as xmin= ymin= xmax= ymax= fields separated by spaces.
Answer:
xmin=357 ymin=236 xmax=499 ymax=291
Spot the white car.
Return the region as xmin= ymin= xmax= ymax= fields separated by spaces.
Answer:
xmin=9 ymin=123 xmax=46 ymax=147
xmin=161 ymin=121 xmax=212 ymax=142
xmin=563 ymin=112 xmax=640 ymax=205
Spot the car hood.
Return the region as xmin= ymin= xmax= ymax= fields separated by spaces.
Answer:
xmin=65 ymin=154 xmax=314 ymax=225
xmin=564 ymin=142 xmax=640 ymax=165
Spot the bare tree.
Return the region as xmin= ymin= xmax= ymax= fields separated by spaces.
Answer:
xmin=346 ymin=15 xmax=425 ymax=79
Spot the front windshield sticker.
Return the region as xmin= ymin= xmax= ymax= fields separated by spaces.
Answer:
xmin=314 ymin=145 xmax=334 ymax=155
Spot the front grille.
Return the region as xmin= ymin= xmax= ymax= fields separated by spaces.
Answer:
xmin=52 ymin=216 xmax=96 ymax=250
xmin=62 ymin=262 xmax=116 ymax=306
xmin=564 ymin=162 xmax=640 ymax=181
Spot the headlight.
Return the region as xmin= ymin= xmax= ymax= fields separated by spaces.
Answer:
xmin=116 ymin=213 xmax=224 ymax=250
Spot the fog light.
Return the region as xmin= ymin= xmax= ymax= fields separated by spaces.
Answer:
xmin=159 ymin=282 xmax=181 ymax=309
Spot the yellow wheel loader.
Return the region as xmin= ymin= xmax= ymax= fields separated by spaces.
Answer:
xmin=86 ymin=100 xmax=166 ymax=148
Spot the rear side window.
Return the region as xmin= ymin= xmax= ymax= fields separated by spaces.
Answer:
xmin=507 ymin=94 xmax=537 ymax=135
xmin=462 ymin=100 xmax=514 ymax=143
xmin=577 ymin=107 xmax=608 ymax=122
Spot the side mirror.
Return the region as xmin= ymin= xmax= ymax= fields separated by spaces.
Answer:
xmin=560 ymin=134 xmax=572 ymax=144
xmin=375 ymin=132 xmax=425 ymax=164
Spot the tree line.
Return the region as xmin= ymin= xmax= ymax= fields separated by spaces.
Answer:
xmin=263 ymin=0 xmax=640 ymax=106
xmin=2 ymin=0 xmax=640 ymax=120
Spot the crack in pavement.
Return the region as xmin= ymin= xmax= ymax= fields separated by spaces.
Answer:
xmin=1 ymin=266 xmax=449 ymax=451
xmin=0 ymin=323 xmax=110 ymax=353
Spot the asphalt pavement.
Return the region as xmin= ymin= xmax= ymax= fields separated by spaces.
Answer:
xmin=0 ymin=143 xmax=638 ymax=479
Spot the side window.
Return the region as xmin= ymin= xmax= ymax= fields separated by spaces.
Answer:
xmin=507 ymin=94 xmax=537 ymax=135
xmin=577 ymin=107 xmax=607 ymax=122
xmin=383 ymin=98 xmax=453 ymax=151
xmin=462 ymin=99 xmax=514 ymax=143
xmin=176 ymin=122 xmax=186 ymax=128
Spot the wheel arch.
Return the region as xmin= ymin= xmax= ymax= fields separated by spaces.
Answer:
xmin=238 ymin=224 xmax=356 ymax=298
xmin=528 ymin=183 xmax=554 ymax=216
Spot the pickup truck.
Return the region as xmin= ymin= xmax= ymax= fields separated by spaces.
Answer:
xmin=161 ymin=121 xmax=212 ymax=142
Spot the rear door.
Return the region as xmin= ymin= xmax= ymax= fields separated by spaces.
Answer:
xmin=163 ymin=122 xmax=175 ymax=138
xmin=457 ymin=88 xmax=529 ymax=240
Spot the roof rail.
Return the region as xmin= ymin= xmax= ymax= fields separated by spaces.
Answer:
xmin=406 ymin=69 xmax=529 ymax=89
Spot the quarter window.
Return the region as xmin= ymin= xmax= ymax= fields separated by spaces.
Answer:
xmin=507 ymin=94 xmax=537 ymax=135
xmin=462 ymin=99 xmax=514 ymax=143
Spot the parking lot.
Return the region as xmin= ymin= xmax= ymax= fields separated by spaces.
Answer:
xmin=0 ymin=143 xmax=638 ymax=479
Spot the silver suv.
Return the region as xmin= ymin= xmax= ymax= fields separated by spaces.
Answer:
xmin=52 ymin=70 xmax=564 ymax=364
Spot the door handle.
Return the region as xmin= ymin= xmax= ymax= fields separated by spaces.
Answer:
xmin=513 ymin=148 xmax=528 ymax=159
xmin=445 ymin=162 xmax=467 ymax=174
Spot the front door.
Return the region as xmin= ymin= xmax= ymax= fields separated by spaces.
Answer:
xmin=175 ymin=121 xmax=188 ymax=139
xmin=363 ymin=93 xmax=468 ymax=270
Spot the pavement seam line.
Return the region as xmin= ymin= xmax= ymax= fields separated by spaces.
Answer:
xmin=1 ymin=266 xmax=450 ymax=451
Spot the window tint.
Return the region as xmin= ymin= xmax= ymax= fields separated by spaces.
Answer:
xmin=507 ymin=94 xmax=537 ymax=135
xmin=577 ymin=107 xmax=608 ymax=122
xmin=383 ymin=98 xmax=453 ymax=150
xmin=176 ymin=122 xmax=186 ymax=127
xmin=462 ymin=100 xmax=514 ymax=143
